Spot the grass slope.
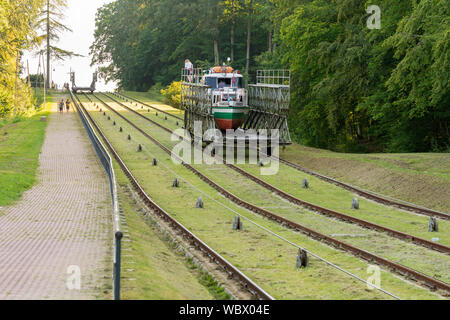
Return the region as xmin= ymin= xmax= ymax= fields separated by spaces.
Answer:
xmin=280 ymin=145 xmax=450 ymax=213
xmin=0 ymin=102 xmax=52 ymax=207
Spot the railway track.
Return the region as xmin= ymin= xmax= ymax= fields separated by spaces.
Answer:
xmin=72 ymin=92 xmax=275 ymax=301
xmin=100 ymin=92 xmax=450 ymax=255
xmin=112 ymin=91 xmax=450 ymax=221
xmin=110 ymin=92 xmax=183 ymax=121
xmin=89 ymin=92 xmax=450 ymax=296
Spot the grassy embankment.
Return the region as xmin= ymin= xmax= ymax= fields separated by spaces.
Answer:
xmin=79 ymin=94 xmax=444 ymax=300
xmin=122 ymin=90 xmax=450 ymax=213
xmin=281 ymin=146 xmax=450 ymax=213
xmin=0 ymin=90 xmax=54 ymax=208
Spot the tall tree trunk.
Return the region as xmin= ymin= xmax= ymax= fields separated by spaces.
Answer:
xmin=14 ymin=50 xmax=19 ymax=115
xmin=245 ymin=0 xmax=252 ymax=75
xmin=268 ymin=30 xmax=273 ymax=53
xmin=27 ymin=60 xmax=31 ymax=86
xmin=46 ymin=0 xmax=50 ymax=88
xmin=230 ymin=0 xmax=235 ymax=62
xmin=230 ymin=21 xmax=235 ymax=62
xmin=214 ymin=40 xmax=219 ymax=66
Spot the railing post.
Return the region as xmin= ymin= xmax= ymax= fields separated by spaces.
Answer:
xmin=114 ymin=231 xmax=123 ymax=300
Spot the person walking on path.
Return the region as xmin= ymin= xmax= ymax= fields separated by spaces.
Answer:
xmin=65 ymin=99 xmax=71 ymax=112
xmin=59 ymin=99 xmax=64 ymax=114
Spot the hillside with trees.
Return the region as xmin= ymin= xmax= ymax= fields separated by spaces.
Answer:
xmin=0 ymin=0 xmax=44 ymax=117
xmin=88 ymin=0 xmax=447 ymax=153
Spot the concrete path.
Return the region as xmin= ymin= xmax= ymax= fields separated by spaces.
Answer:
xmin=0 ymin=103 xmax=112 ymax=300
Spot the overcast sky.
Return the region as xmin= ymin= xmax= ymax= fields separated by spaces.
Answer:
xmin=23 ymin=0 xmax=117 ymax=91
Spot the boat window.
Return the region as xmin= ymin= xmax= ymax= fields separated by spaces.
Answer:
xmin=205 ymin=77 xmax=217 ymax=88
xmin=218 ymin=78 xmax=244 ymax=88
xmin=218 ymin=78 xmax=231 ymax=88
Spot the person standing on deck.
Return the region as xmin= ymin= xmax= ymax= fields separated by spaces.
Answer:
xmin=185 ymin=59 xmax=194 ymax=82
xmin=65 ymin=99 xmax=71 ymax=112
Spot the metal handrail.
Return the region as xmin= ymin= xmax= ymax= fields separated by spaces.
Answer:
xmin=69 ymin=90 xmax=122 ymax=300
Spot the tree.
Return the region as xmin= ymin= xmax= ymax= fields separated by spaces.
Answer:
xmin=253 ymin=0 xmax=276 ymax=53
xmin=219 ymin=0 xmax=244 ymax=62
xmin=91 ymin=0 xmax=270 ymax=89
xmin=0 ymin=0 xmax=44 ymax=117
xmin=245 ymin=0 xmax=253 ymax=74
xmin=275 ymin=0 xmax=449 ymax=152
xmin=380 ymin=0 xmax=450 ymax=151
xmin=35 ymin=0 xmax=80 ymax=87
xmin=90 ymin=0 xmax=448 ymax=152
xmin=199 ymin=0 xmax=222 ymax=66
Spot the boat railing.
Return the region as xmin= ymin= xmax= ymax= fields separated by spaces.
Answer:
xmin=181 ymin=68 xmax=203 ymax=84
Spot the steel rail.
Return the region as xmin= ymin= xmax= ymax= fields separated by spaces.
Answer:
xmin=111 ymin=91 xmax=183 ymax=121
xmin=111 ymin=92 xmax=448 ymax=220
xmin=91 ymin=93 xmax=450 ymax=295
xmin=75 ymin=93 xmax=274 ymax=300
xmin=99 ymin=92 xmax=450 ymax=255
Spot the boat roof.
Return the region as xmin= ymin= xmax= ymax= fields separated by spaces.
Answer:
xmin=204 ymin=72 xmax=243 ymax=78
xmin=203 ymin=66 xmax=243 ymax=78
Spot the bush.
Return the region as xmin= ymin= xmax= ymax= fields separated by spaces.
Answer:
xmin=161 ymin=81 xmax=181 ymax=109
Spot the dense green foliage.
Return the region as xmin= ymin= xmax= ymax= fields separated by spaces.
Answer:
xmin=29 ymin=74 xmax=45 ymax=88
xmin=0 ymin=0 xmax=44 ymax=117
xmin=0 ymin=1 xmax=75 ymax=117
xmin=278 ymin=0 xmax=449 ymax=152
xmin=91 ymin=0 xmax=449 ymax=152
xmin=90 ymin=0 xmax=273 ymax=88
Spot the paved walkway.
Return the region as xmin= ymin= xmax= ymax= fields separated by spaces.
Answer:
xmin=0 ymin=103 xmax=112 ymax=300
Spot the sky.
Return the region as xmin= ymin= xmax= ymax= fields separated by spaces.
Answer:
xmin=23 ymin=0 xmax=117 ymax=91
